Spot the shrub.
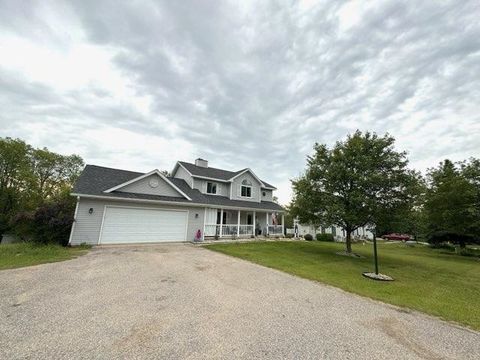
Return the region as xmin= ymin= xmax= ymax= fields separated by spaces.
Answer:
xmin=458 ymin=248 xmax=478 ymax=257
xmin=427 ymin=231 xmax=479 ymax=249
xmin=285 ymin=233 xmax=294 ymax=238
xmin=316 ymin=233 xmax=334 ymax=242
xmin=11 ymin=200 xmax=75 ymax=246
xmin=304 ymin=234 xmax=313 ymax=241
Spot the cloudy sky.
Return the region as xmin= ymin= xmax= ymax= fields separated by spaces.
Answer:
xmin=1 ymin=0 xmax=479 ymax=204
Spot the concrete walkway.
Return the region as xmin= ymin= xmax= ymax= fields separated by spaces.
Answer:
xmin=0 ymin=244 xmax=478 ymax=359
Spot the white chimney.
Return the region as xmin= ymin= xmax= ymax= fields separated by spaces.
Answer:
xmin=195 ymin=158 xmax=208 ymax=168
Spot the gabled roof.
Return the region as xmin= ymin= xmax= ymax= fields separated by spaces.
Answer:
xmin=229 ymin=168 xmax=265 ymax=186
xmin=73 ymin=165 xmax=284 ymax=211
xmin=175 ymin=161 xmax=277 ymax=189
xmin=103 ymin=169 xmax=192 ymax=200
xmin=176 ymin=161 xmax=242 ymax=181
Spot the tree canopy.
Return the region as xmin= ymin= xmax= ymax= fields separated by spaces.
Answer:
xmin=424 ymin=159 xmax=480 ymax=245
xmin=0 ymin=137 xmax=84 ymax=239
xmin=290 ymin=131 xmax=420 ymax=253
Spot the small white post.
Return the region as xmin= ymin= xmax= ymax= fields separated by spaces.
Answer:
xmin=237 ymin=210 xmax=241 ymax=237
xmin=266 ymin=212 xmax=269 ymax=236
xmin=253 ymin=211 xmax=256 ymax=236
xmin=219 ymin=208 xmax=223 ymax=237
xmin=281 ymin=214 xmax=285 ymax=237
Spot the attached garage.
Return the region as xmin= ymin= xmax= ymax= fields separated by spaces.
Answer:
xmin=99 ymin=206 xmax=188 ymax=244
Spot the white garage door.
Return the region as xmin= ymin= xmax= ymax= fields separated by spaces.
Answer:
xmin=100 ymin=206 xmax=188 ymax=244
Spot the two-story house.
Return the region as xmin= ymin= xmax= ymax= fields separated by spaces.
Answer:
xmin=69 ymin=158 xmax=284 ymax=245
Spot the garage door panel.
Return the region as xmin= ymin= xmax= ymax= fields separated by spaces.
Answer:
xmin=100 ymin=207 xmax=188 ymax=244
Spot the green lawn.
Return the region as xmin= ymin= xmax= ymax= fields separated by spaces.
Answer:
xmin=206 ymin=241 xmax=480 ymax=330
xmin=0 ymin=243 xmax=90 ymax=270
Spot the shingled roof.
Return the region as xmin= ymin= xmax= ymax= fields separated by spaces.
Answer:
xmin=73 ymin=165 xmax=284 ymax=211
xmin=177 ymin=161 xmax=276 ymax=189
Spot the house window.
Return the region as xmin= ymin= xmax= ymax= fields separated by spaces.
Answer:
xmin=240 ymin=179 xmax=252 ymax=198
xmin=207 ymin=182 xmax=217 ymax=194
xmin=262 ymin=191 xmax=266 ymax=197
xmin=241 ymin=186 xmax=251 ymax=197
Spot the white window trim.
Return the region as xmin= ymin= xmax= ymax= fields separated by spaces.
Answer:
xmin=240 ymin=185 xmax=252 ymax=198
xmin=206 ymin=181 xmax=218 ymax=195
xmin=204 ymin=181 xmax=223 ymax=196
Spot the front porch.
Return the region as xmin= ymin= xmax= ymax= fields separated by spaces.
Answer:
xmin=204 ymin=209 xmax=284 ymax=239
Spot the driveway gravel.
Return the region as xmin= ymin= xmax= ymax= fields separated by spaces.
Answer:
xmin=0 ymin=244 xmax=479 ymax=359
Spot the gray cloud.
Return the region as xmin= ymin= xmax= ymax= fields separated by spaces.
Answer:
xmin=1 ymin=0 xmax=480 ymax=203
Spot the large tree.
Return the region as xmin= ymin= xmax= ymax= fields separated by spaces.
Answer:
xmin=290 ymin=131 xmax=419 ymax=253
xmin=461 ymin=158 xmax=480 ymax=235
xmin=374 ymin=178 xmax=427 ymax=239
xmin=29 ymin=148 xmax=84 ymax=204
xmin=0 ymin=137 xmax=84 ymax=239
xmin=424 ymin=159 xmax=479 ymax=242
xmin=0 ymin=138 xmax=32 ymax=236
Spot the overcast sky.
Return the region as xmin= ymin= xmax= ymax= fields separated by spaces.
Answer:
xmin=1 ymin=0 xmax=479 ymax=204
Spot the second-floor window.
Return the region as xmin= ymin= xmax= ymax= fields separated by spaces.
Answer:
xmin=241 ymin=179 xmax=252 ymax=198
xmin=207 ymin=182 xmax=217 ymax=194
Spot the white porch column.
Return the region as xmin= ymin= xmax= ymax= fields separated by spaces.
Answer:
xmin=266 ymin=212 xmax=269 ymax=235
xmin=281 ymin=214 xmax=285 ymax=236
xmin=237 ymin=210 xmax=241 ymax=237
xmin=219 ymin=208 xmax=223 ymax=237
xmin=253 ymin=211 xmax=256 ymax=236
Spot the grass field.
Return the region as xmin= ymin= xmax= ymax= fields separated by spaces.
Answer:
xmin=0 ymin=243 xmax=90 ymax=270
xmin=206 ymin=241 xmax=480 ymax=330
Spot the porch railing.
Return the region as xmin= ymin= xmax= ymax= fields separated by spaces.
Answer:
xmin=204 ymin=224 xmax=255 ymax=238
xmin=238 ymin=225 xmax=254 ymax=235
xmin=204 ymin=224 xmax=220 ymax=237
xmin=268 ymin=225 xmax=284 ymax=235
xmin=221 ymin=224 xmax=238 ymax=236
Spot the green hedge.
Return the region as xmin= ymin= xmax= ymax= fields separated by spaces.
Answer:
xmin=316 ymin=233 xmax=334 ymax=242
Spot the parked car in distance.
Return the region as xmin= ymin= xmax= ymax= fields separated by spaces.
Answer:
xmin=382 ymin=233 xmax=411 ymax=241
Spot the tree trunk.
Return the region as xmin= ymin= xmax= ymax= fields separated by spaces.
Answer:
xmin=345 ymin=230 xmax=352 ymax=253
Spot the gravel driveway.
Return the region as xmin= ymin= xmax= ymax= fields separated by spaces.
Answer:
xmin=0 ymin=244 xmax=478 ymax=359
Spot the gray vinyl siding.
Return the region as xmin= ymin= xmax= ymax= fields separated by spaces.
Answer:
xmin=69 ymin=197 xmax=205 ymax=245
xmin=261 ymin=189 xmax=273 ymax=202
xmin=193 ymin=179 xmax=228 ymax=196
xmin=118 ymin=174 xmax=182 ymax=197
xmin=230 ymin=172 xmax=261 ymax=202
xmin=174 ymin=166 xmax=194 ymax=188
xmin=193 ymin=178 xmax=203 ymax=191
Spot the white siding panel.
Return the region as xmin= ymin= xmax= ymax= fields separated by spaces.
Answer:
xmin=261 ymin=189 xmax=273 ymax=202
xmin=194 ymin=179 xmax=228 ymax=196
xmin=118 ymin=174 xmax=182 ymax=197
xmin=175 ymin=166 xmax=194 ymax=188
xmin=231 ymin=172 xmax=261 ymax=202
